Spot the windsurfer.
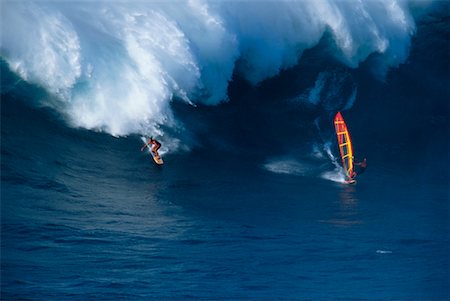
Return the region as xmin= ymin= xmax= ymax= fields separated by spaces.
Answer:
xmin=351 ymin=158 xmax=367 ymax=178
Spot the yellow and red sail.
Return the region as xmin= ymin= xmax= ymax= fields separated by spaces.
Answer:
xmin=334 ymin=112 xmax=354 ymax=179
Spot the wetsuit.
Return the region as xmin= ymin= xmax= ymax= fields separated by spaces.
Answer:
xmin=354 ymin=161 xmax=367 ymax=175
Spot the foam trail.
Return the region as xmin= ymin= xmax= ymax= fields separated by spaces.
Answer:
xmin=1 ymin=0 xmax=419 ymax=139
xmin=263 ymin=159 xmax=312 ymax=176
xmin=321 ymin=142 xmax=347 ymax=183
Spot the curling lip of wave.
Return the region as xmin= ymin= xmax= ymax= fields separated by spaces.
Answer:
xmin=1 ymin=0 xmax=417 ymax=137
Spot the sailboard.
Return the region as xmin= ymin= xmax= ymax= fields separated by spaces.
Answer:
xmin=334 ymin=112 xmax=355 ymax=183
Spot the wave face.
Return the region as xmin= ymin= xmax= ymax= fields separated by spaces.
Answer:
xmin=1 ymin=0 xmax=420 ymax=136
xmin=1 ymin=3 xmax=449 ymax=299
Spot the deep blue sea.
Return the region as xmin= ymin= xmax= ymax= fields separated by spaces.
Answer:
xmin=1 ymin=1 xmax=449 ymax=300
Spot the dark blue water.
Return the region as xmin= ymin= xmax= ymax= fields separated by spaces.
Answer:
xmin=1 ymin=3 xmax=449 ymax=300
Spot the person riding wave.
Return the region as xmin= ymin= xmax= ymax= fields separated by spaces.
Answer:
xmin=351 ymin=158 xmax=367 ymax=179
xmin=141 ymin=137 xmax=161 ymax=156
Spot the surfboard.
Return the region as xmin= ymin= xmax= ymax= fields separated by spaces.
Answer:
xmin=150 ymin=150 xmax=164 ymax=165
xmin=141 ymin=137 xmax=163 ymax=165
xmin=334 ymin=112 xmax=354 ymax=183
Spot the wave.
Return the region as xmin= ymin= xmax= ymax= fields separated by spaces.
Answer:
xmin=0 ymin=0 xmax=429 ymax=137
xmin=292 ymin=70 xmax=357 ymax=111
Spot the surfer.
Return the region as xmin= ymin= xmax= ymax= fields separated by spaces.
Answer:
xmin=141 ymin=137 xmax=161 ymax=156
xmin=351 ymin=158 xmax=367 ymax=178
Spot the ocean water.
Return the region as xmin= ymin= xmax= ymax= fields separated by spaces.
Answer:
xmin=1 ymin=1 xmax=449 ymax=300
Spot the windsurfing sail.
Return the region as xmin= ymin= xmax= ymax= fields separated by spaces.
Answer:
xmin=334 ymin=112 xmax=354 ymax=179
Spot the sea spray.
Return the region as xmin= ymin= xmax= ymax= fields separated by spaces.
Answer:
xmin=1 ymin=0 xmax=418 ymax=138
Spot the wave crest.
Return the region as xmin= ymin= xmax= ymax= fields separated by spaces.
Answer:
xmin=1 ymin=0 xmax=419 ymax=137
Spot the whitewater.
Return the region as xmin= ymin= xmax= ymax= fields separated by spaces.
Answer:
xmin=1 ymin=1 xmax=449 ymax=300
xmin=1 ymin=0 xmax=420 ymax=138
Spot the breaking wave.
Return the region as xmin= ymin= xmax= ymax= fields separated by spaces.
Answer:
xmin=1 ymin=0 xmax=424 ymax=137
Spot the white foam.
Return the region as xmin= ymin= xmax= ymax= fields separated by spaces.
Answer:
xmin=263 ymin=159 xmax=311 ymax=176
xmin=1 ymin=0 xmax=418 ymax=139
xmin=321 ymin=169 xmax=347 ymax=184
xmin=376 ymin=250 xmax=393 ymax=254
xmin=1 ymin=2 xmax=81 ymax=98
xmin=320 ymin=141 xmax=347 ymax=183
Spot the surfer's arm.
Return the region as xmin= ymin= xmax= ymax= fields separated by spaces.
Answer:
xmin=141 ymin=142 xmax=150 ymax=151
xmin=354 ymin=158 xmax=363 ymax=166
